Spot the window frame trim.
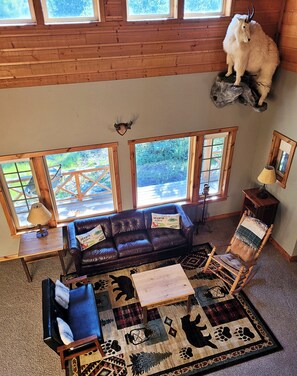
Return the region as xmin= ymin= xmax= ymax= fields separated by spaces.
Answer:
xmin=183 ymin=0 xmax=228 ymax=19
xmin=0 ymin=0 xmax=36 ymax=26
xmin=126 ymin=0 xmax=178 ymax=22
xmin=40 ymin=0 xmax=100 ymax=24
xmin=0 ymin=142 xmax=121 ymax=235
xmin=128 ymin=127 xmax=237 ymax=209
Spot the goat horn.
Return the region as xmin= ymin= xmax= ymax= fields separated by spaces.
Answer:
xmin=247 ymin=5 xmax=255 ymax=22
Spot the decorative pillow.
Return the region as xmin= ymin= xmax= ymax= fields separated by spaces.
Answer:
xmin=76 ymin=224 xmax=106 ymax=251
xmin=151 ymin=213 xmax=180 ymax=230
xmin=55 ymin=279 xmax=70 ymax=310
xmin=57 ymin=317 xmax=74 ymax=345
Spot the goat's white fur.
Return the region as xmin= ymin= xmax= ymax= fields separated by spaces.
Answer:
xmin=223 ymin=14 xmax=279 ymax=106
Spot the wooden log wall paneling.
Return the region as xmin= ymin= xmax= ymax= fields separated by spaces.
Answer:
xmin=279 ymin=0 xmax=297 ymax=72
xmin=0 ymin=0 xmax=286 ymax=89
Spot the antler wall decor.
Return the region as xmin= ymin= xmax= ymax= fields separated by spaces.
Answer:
xmin=114 ymin=121 xmax=133 ymax=136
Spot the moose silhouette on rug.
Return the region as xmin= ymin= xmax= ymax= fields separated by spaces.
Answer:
xmin=181 ymin=314 xmax=218 ymax=349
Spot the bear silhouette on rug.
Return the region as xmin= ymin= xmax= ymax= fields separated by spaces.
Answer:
xmin=181 ymin=314 xmax=217 ymax=349
xmin=110 ymin=274 xmax=135 ymax=301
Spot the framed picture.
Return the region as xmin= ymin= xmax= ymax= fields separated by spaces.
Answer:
xmin=268 ymin=131 xmax=296 ymax=188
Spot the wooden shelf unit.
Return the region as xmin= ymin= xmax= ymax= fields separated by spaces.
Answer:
xmin=242 ymin=188 xmax=279 ymax=226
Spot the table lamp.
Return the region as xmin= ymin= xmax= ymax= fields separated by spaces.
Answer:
xmin=27 ymin=202 xmax=52 ymax=238
xmin=257 ymin=165 xmax=276 ymax=199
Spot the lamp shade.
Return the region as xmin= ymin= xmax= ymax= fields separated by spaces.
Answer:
xmin=257 ymin=165 xmax=276 ymax=185
xmin=27 ymin=203 xmax=52 ymax=225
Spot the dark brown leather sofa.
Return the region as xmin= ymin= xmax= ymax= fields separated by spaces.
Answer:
xmin=68 ymin=203 xmax=194 ymax=275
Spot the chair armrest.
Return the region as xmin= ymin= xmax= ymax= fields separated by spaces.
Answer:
xmin=208 ymin=246 xmax=217 ymax=257
xmin=64 ymin=275 xmax=88 ymax=288
xmin=57 ymin=335 xmax=99 ymax=353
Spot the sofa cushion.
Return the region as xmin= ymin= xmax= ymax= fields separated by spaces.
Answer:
xmin=147 ymin=228 xmax=187 ymax=251
xmin=111 ymin=210 xmax=145 ymax=236
xmin=74 ymin=216 xmax=112 ymax=238
xmin=68 ymin=284 xmax=102 ymax=341
xmin=115 ymin=230 xmax=153 ymax=257
xmin=81 ymin=239 xmax=118 ymax=265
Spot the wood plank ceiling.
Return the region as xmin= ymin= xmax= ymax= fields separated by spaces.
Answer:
xmin=0 ymin=0 xmax=295 ymax=89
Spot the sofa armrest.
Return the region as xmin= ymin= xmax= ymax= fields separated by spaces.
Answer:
xmin=176 ymin=205 xmax=194 ymax=245
xmin=67 ymin=222 xmax=82 ymax=273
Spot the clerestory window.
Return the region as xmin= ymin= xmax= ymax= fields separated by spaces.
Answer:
xmin=184 ymin=0 xmax=226 ymax=19
xmin=40 ymin=0 xmax=100 ymax=24
xmin=126 ymin=0 xmax=178 ymax=21
xmin=127 ymin=0 xmax=228 ymax=21
xmin=0 ymin=0 xmax=36 ymax=25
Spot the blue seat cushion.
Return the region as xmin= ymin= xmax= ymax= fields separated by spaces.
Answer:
xmin=68 ymin=284 xmax=102 ymax=341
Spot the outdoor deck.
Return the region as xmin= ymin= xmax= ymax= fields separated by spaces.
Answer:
xmin=17 ymin=180 xmax=187 ymax=226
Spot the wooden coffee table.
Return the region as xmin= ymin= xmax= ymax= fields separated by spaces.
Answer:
xmin=132 ymin=264 xmax=195 ymax=324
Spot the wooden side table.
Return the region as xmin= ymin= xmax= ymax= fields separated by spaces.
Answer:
xmin=242 ymin=188 xmax=279 ymax=226
xmin=18 ymin=226 xmax=68 ymax=282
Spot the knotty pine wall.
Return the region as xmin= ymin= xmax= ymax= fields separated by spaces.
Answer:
xmin=0 ymin=0 xmax=287 ymax=89
xmin=279 ymin=0 xmax=297 ymax=72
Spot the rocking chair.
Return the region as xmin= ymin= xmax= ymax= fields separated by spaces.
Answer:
xmin=203 ymin=212 xmax=273 ymax=294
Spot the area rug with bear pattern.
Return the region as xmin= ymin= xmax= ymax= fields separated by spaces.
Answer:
xmin=66 ymin=243 xmax=282 ymax=376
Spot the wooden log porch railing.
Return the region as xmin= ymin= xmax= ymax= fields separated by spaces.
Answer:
xmin=55 ymin=166 xmax=112 ymax=202
xmin=9 ymin=166 xmax=112 ymax=204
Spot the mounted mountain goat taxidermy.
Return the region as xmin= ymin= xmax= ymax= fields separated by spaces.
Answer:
xmin=223 ymin=7 xmax=279 ymax=107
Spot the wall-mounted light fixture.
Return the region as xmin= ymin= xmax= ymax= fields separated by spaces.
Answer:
xmin=114 ymin=121 xmax=133 ymax=136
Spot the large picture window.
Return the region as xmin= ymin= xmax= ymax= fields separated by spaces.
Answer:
xmin=134 ymin=137 xmax=191 ymax=206
xmin=129 ymin=127 xmax=237 ymax=208
xmin=45 ymin=147 xmax=115 ymax=220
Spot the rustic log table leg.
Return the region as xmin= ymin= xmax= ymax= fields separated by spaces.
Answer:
xmin=20 ymin=258 xmax=32 ymax=282
xmin=187 ymin=295 xmax=192 ymax=314
xmin=58 ymin=250 xmax=67 ymax=275
xmin=143 ymin=307 xmax=148 ymax=325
